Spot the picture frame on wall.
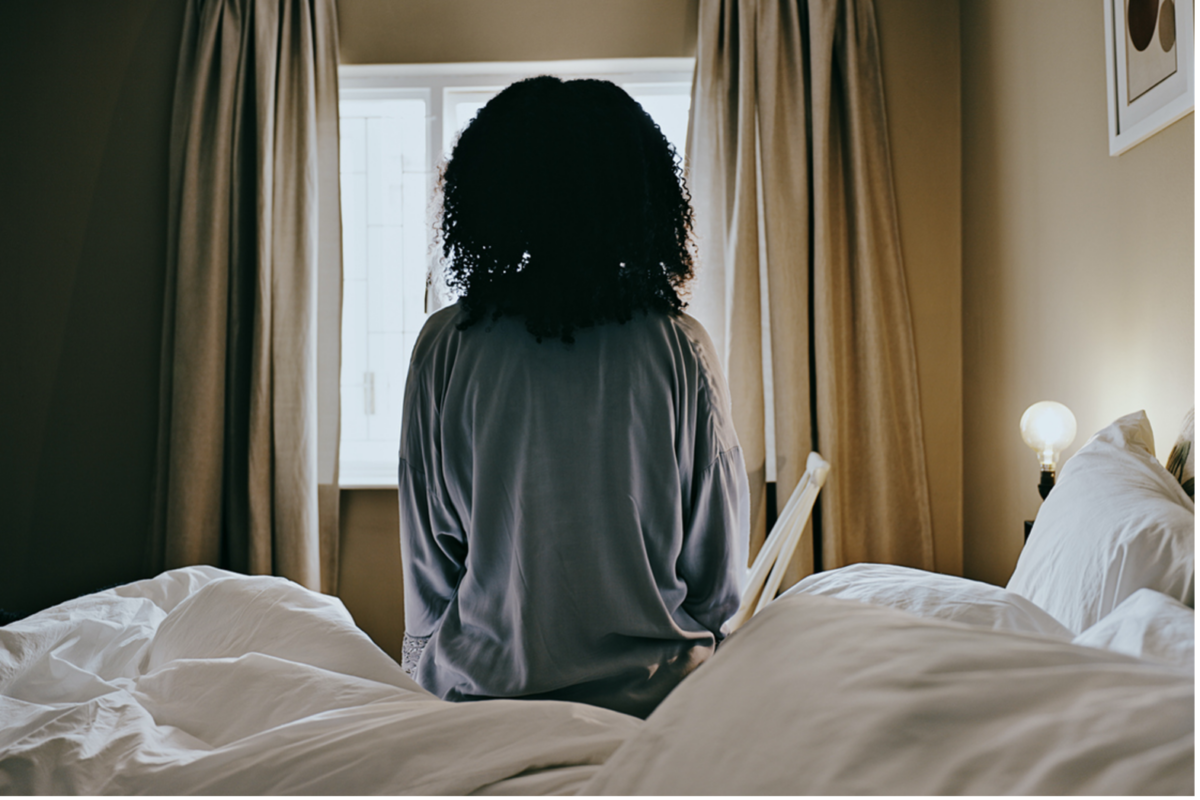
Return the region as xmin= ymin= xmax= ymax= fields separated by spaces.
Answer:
xmin=1104 ymin=0 xmax=1195 ymax=155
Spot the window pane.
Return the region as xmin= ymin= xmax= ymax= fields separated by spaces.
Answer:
xmin=339 ymin=97 xmax=430 ymax=485
xmin=338 ymin=69 xmax=692 ymax=486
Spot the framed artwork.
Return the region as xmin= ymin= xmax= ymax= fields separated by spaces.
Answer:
xmin=1103 ymin=0 xmax=1194 ymax=155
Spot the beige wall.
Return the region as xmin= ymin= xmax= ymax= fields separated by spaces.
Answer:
xmin=339 ymin=0 xmax=698 ymax=64
xmin=961 ymin=0 xmax=1195 ymax=586
xmin=876 ymin=0 xmax=964 ymax=575
xmin=338 ymin=489 xmax=405 ymax=662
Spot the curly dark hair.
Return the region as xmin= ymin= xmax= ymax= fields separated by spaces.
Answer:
xmin=437 ymin=76 xmax=695 ymax=343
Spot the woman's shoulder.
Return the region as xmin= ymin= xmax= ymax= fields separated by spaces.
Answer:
xmin=411 ymin=304 xmax=721 ymax=369
xmin=658 ymin=312 xmax=733 ymax=421
xmin=651 ymin=312 xmax=721 ymax=377
xmin=666 ymin=312 xmax=719 ymax=358
xmin=407 ymin=302 xmax=467 ymax=375
xmin=420 ymin=301 xmax=465 ymax=336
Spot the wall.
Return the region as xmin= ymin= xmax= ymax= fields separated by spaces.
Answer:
xmin=337 ymin=490 xmax=405 ymax=662
xmin=1 ymin=1 xmax=185 ymax=614
xmin=339 ymin=0 xmax=699 ymax=64
xmin=961 ymin=0 xmax=1194 ymax=586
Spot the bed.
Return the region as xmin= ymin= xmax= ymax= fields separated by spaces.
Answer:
xmin=1 ymin=410 xmax=1193 ymax=795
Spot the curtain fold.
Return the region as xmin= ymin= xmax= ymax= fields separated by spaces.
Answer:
xmin=688 ymin=0 xmax=934 ymax=582
xmin=151 ymin=0 xmax=342 ymax=592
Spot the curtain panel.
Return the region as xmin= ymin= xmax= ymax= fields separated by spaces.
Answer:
xmin=687 ymin=0 xmax=934 ymax=581
xmin=151 ymin=0 xmax=342 ymax=592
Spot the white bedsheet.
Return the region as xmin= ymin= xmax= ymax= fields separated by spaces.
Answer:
xmin=0 ymin=567 xmax=639 ymax=795
xmin=584 ymin=594 xmax=1194 ymax=795
xmin=3 ymin=568 xmax=1193 ymax=795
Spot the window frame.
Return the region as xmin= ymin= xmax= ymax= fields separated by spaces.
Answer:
xmin=335 ymin=58 xmax=695 ymax=488
xmin=339 ymin=58 xmax=694 ymax=163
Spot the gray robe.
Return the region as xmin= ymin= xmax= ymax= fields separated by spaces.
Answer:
xmin=398 ymin=303 xmax=749 ymax=718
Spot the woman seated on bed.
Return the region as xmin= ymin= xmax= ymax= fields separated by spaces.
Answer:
xmin=398 ymin=76 xmax=750 ymax=720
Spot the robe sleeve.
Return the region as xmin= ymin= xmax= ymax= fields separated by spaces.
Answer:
xmin=398 ymin=349 xmax=467 ymax=640
xmin=679 ymin=445 xmax=750 ymax=641
xmin=676 ymin=329 xmax=751 ymax=641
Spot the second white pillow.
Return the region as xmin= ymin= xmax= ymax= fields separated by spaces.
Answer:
xmin=1007 ymin=411 xmax=1195 ymax=635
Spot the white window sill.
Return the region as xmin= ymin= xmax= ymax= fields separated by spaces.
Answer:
xmin=339 ymin=462 xmax=399 ymax=490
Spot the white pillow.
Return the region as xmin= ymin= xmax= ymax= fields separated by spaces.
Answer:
xmin=1073 ymin=588 xmax=1194 ymax=673
xmin=781 ymin=562 xmax=1072 ymax=640
xmin=1007 ymin=411 xmax=1195 ymax=635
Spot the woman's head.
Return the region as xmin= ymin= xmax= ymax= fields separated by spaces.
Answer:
xmin=438 ymin=76 xmax=694 ymax=342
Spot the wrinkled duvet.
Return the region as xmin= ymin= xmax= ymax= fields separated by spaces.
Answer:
xmin=0 ymin=567 xmax=637 ymax=794
xmin=1 ymin=566 xmax=1193 ymax=794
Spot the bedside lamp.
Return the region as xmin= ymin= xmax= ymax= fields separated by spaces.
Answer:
xmin=1020 ymin=401 xmax=1077 ymax=500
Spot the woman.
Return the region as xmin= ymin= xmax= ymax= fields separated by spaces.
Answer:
xmin=398 ymin=76 xmax=749 ymax=719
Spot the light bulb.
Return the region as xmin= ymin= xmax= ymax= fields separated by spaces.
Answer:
xmin=1020 ymin=401 xmax=1077 ymax=471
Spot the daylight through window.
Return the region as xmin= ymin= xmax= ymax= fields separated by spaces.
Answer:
xmin=338 ymin=59 xmax=694 ymax=486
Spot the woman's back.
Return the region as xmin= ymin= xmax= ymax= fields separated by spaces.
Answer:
xmin=400 ymin=74 xmax=749 ymax=718
xmin=399 ymin=304 xmax=748 ymax=718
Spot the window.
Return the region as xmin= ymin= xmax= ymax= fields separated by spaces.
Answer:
xmin=337 ymin=59 xmax=694 ymax=487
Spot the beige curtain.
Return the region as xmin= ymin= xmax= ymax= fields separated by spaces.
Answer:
xmin=151 ymin=0 xmax=342 ymax=593
xmin=687 ymin=0 xmax=934 ymax=582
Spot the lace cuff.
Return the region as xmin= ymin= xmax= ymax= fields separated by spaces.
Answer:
xmin=401 ymin=631 xmax=430 ymax=677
